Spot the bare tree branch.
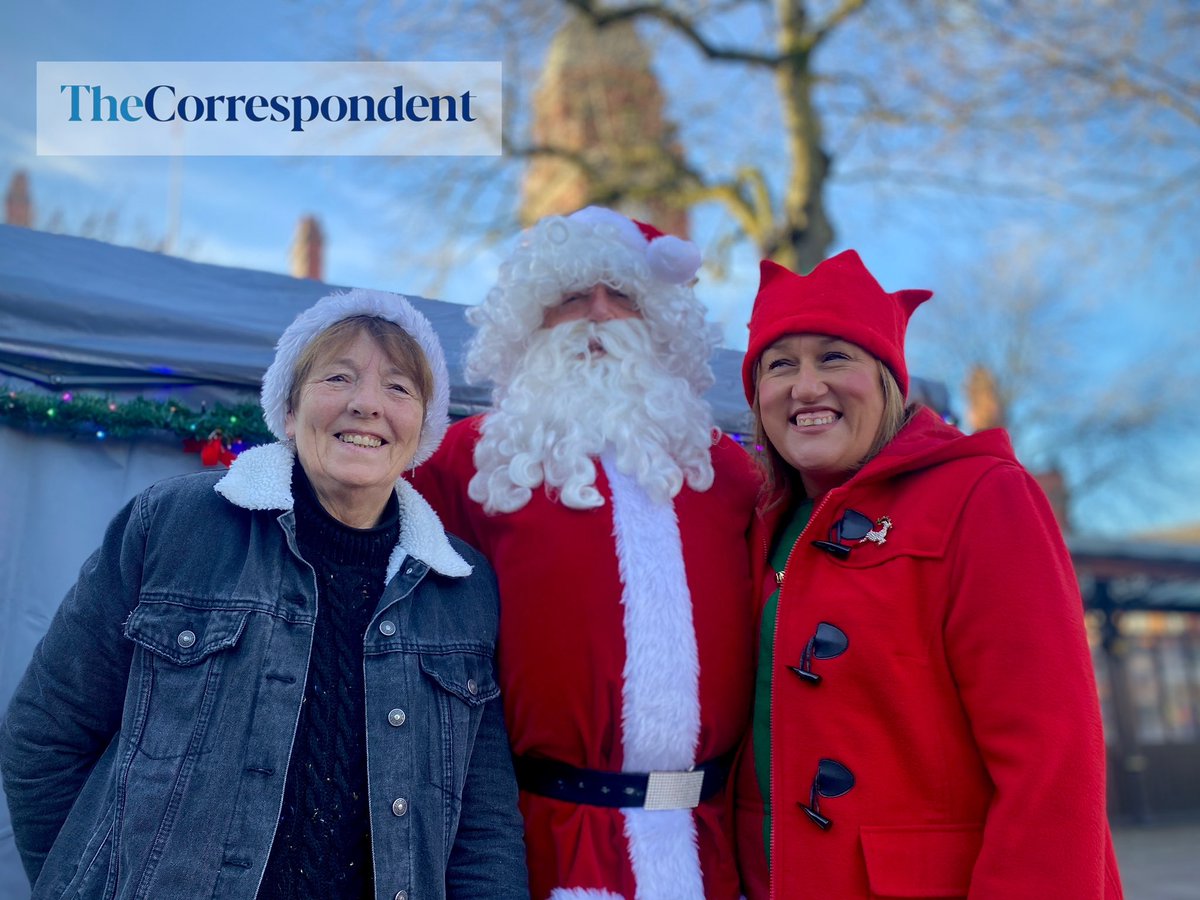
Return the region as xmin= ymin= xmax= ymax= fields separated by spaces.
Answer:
xmin=562 ymin=0 xmax=786 ymax=66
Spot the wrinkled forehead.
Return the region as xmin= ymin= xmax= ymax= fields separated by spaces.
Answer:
xmin=293 ymin=318 xmax=430 ymax=399
xmin=307 ymin=327 xmax=400 ymax=370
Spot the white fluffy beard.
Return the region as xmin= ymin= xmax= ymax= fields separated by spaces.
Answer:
xmin=468 ymin=318 xmax=717 ymax=514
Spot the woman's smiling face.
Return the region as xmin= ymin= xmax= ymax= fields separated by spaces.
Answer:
xmin=286 ymin=329 xmax=424 ymax=526
xmin=756 ymin=333 xmax=886 ymax=497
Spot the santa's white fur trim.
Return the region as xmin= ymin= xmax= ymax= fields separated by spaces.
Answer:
xmin=548 ymin=890 xmax=624 ymax=900
xmin=645 ymin=235 xmax=701 ymax=285
xmin=260 ymin=287 xmax=450 ymax=467
xmin=214 ymin=441 xmax=470 ymax=578
xmin=603 ymin=452 xmax=704 ymax=899
xmin=622 ymin=808 xmax=704 ymax=900
xmin=566 ymin=207 xmax=699 ymax=285
xmin=568 ymin=206 xmax=646 ymax=254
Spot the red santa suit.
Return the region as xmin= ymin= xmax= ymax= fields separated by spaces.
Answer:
xmin=413 ymin=415 xmax=760 ymax=900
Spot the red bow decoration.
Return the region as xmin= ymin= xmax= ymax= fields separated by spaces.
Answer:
xmin=184 ymin=428 xmax=239 ymax=467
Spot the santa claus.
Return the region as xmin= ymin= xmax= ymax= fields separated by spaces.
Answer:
xmin=412 ymin=206 xmax=760 ymax=900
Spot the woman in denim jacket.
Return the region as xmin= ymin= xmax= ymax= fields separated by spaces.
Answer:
xmin=0 ymin=288 xmax=529 ymax=900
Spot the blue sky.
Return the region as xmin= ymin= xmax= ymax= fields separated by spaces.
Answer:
xmin=2 ymin=0 xmax=1197 ymax=535
xmin=0 ymin=1 xmax=454 ymax=290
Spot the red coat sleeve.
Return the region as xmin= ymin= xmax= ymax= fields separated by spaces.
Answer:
xmin=943 ymin=464 xmax=1122 ymax=898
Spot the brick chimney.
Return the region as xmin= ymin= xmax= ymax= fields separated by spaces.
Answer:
xmin=522 ymin=11 xmax=690 ymax=237
xmin=965 ymin=364 xmax=1005 ymax=432
xmin=290 ymin=215 xmax=324 ymax=281
xmin=1034 ymin=468 xmax=1071 ymax=535
xmin=5 ymin=170 xmax=32 ymax=227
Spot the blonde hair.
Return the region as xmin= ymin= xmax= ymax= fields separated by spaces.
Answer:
xmin=287 ymin=316 xmax=433 ymax=420
xmin=751 ymin=357 xmax=914 ymax=503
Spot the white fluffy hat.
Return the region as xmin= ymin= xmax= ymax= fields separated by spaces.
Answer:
xmin=261 ymin=288 xmax=451 ymax=467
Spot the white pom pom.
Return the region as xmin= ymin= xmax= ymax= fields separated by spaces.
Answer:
xmin=646 ymin=235 xmax=701 ymax=284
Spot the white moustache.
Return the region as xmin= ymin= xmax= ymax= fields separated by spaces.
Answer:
xmin=536 ymin=318 xmax=646 ymax=362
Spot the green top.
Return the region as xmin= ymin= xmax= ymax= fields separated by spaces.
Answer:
xmin=753 ymin=498 xmax=813 ymax=868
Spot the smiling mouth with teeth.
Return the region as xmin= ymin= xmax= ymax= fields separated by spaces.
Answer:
xmin=792 ymin=413 xmax=838 ymax=428
xmin=338 ymin=433 xmax=383 ymax=448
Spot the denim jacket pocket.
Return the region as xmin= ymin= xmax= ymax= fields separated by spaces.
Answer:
xmin=418 ymin=650 xmax=499 ymax=799
xmin=123 ymin=601 xmax=251 ymax=760
xmin=419 ymin=649 xmax=500 ymax=706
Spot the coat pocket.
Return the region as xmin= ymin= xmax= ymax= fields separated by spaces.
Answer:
xmin=123 ymin=601 xmax=250 ymax=759
xmin=860 ymin=823 xmax=982 ymax=898
xmin=418 ymin=649 xmax=499 ymax=795
xmin=419 ymin=649 xmax=499 ymax=707
xmin=35 ymin=783 xmax=119 ymax=900
xmin=43 ymin=820 xmax=116 ymax=900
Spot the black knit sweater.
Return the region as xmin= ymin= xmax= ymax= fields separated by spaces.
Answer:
xmin=258 ymin=465 xmax=400 ymax=900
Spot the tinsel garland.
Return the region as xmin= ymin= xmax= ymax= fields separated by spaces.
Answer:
xmin=0 ymin=387 xmax=273 ymax=448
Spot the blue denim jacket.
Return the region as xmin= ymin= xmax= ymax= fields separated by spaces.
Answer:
xmin=0 ymin=442 xmax=528 ymax=900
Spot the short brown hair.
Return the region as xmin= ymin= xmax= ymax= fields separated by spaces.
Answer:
xmin=751 ymin=357 xmax=913 ymax=503
xmin=287 ymin=316 xmax=433 ymax=421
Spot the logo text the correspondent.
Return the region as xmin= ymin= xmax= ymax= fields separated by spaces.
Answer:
xmin=37 ymin=61 xmax=502 ymax=156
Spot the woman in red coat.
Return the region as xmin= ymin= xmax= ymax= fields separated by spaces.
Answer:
xmin=734 ymin=251 xmax=1123 ymax=898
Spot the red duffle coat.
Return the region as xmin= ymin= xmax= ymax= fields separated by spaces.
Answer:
xmin=736 ymin=407 xmax=1123 ymax=899
xmin=414 ymin=416 xmax=761 ymax=900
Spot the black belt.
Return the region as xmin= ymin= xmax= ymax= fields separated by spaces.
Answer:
xmin=512 ymin=752 xmax=733 ymax=810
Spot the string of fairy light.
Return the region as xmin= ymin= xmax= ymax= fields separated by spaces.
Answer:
xmin=0 ymin=387 xmax=273 ymax=448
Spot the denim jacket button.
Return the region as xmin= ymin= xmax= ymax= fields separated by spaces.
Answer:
xmin=467 ymin=678 xmax=478 ymax=696
xmin=391 ymin=797 xmax=408 ymax=816
xmin=387 ymin=708 xmax=406 ymax=727
xmin=394 ymin=891 xmax=408 ymax=900
xmin=176 ymin=630 xmax=196 ymax=649
xmin=379 ymin=620 xmax=397 ymax=637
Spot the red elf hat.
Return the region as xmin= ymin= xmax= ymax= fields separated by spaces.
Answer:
xmin=742 ymin=250 xmax=931 ymax=401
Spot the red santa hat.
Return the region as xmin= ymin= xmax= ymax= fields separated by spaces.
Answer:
xmin=465 ymin=206 xmax=715 ymax=394
xmin=742 ymin=250 xmax=931 ymax=401
xmin=566 ymin=205 xmax=702 ymax=285
xmin=261 ymin=287 xmax=450 ymax=467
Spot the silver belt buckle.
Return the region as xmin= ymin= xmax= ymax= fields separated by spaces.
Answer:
xmin=643 ymin=769 xmax=705 ymax=810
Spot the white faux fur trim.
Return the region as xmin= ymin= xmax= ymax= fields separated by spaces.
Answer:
xmin=212 ymin=441 xmax=297 ymax=511
xmin=548 ymin=891 xmax=624 ymax=900
xmin=568 ymin=206 xmax=646 ymax=254
xmin=622 ymin=809 xmax=704 ymax=900
xmin=603 ymin=452 xmax=704 ymax=900
xmin=645 ymin=235 xmax=701 ymax=285
xmin=603 ymin=454 xmax=700 ymax=769
xmin=214 ymin=442 xmax=471 ymax=578
xmin=388 ymin=478 xmax=472 ymax=579
xmin=568 ymin=207 xmax=699 ymax=285
xmin=259 ymin=287 xmax=451 ymax=466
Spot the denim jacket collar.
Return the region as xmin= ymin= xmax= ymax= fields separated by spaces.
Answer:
xmin=214 ymin=441 xmax=472 ymax=580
